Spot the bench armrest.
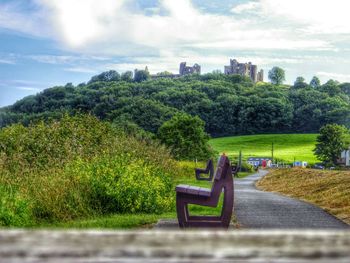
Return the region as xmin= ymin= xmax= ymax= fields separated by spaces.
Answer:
xmin=195 ymin=159 xmax=214 ymax=181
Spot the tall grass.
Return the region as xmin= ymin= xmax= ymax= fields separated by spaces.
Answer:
xmin=0 ymin=114 xmax=177 ymax=226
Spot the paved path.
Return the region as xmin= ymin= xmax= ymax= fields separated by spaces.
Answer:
xmin=235 ymin=170 xmax=349 ymax=229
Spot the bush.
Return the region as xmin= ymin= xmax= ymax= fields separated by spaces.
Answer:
xmin=0 ymin=114 xmax=117 ymax=173
xmin=240 ymin=162 xmax=255 ymax=172
xmin=67 ymin=156 xmax=174 ymax=215
xmin=0 ymin=114 xmax=177 ymax=224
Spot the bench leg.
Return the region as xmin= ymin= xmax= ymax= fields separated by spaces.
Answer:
xmin=220 ymin=185 xmax=233 ymax=228
xmin=176 ymin=195 xmax=189 ymax=228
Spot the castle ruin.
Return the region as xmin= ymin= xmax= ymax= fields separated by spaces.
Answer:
xmin=179 ymin=62 xmax=201 ymax=76
xmin=224 ymin=59 xmax=263 ymax=82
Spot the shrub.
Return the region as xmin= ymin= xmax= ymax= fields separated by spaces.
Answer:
xmin=0 ymin=114 xmax=177 ymax=224
xmin=0 ymin=114 xmax=118 ymax=173
xmin=67 ymin=156 xmax=174 ymax=214
xmin=241 ymin=162 xmax=255 ymax=172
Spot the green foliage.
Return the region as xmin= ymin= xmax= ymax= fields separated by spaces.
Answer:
xmin=121 ymin=71 xmax=133 ymax=82
xmin=293 ymin=76 xmax=308 ymax=89
xmin=318 ymin=79 xmax=342 ymax=97
xmin=1 ymin=70 xmax=349 ymax=136
xmin=240 ymin=162 xmax=255 ymax=172
xmin=108 ymin=97 xmax=176 ymax=133
xmin=111 ymin=116 xmax=154 ymax=141
xmin=0 ymin=114 xmax=116 ymax=173
xmin=314 ymin=124 xmax=350 ymax=166
xmin=339 ymin=83 xmax=350 ymax=96
xmin=88 ymin=70 xmax=121 ymax=84
xmin=268 ymin=66 xmax=286 ymax=85
xmin=134 ymin=69 xmax=150 ymax=82
xmin=310 ymin=76 xmax=321 ymax=88
xmin=0 ymin=114 xmax=177 ymax=225
xmin=156 ymin=71 xmax=174 ymax=76
xmin=158 ymin=113 xmax=213 ymax=160
xmin=66 ymin=156 xmax=174 ymax=214
xmin=0 ymin=184 xmax=32 ymax=227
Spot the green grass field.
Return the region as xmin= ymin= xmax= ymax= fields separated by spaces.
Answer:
xmin=209 ymin=134 xmax=319 ymax=164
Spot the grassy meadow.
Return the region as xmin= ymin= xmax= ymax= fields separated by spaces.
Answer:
xmin=257 ymin=169 xmax=350 ymax=225
xmin=209 ymin=134 xmax=319 ymax=164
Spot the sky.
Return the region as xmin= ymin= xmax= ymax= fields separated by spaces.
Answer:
xmin=1 ymin=0 xmax=350 ymax=106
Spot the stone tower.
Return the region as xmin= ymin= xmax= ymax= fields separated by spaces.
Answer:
xmin=179 ymin=62 xmax=201 ymax=76
xmin=224 ymin=58 xmax=263 ymax=82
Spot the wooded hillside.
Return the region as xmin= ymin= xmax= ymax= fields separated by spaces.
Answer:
xmin=1 ymin=72 xmax=349 ymax=136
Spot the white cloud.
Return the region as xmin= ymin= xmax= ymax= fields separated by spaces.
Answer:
xmin=2 ymin=0 xmax=345 ymax=53
xmin=0 ymin=59 xmax=16 ymax=64
xmin=16 ymin=87 xmax=41 ymax=92
xmin=64 ymin=67 xmax=98 ymax=74
xmin=232 ymin=0 xmax=350 ymax=35
xmin=12 ymin=80 xmax=43 ymax=85
xmin=1 ymin=0 xmax=350 ymax=84
xmin=231 ymin=1 xmax=260 ymax=14
xmin=317 ymin=72 xmax=350 ymax=82
xmin=27 ymin=54 xmax=112 ymax=65
xmin=190 ymin=39 xmax=331 ymax=51
xmin=38 ymin=0 xmax=127 ymax=47
xmin=0 ymin=1 xmax=49 ymax=37
xmin=28 ymin=55 xmax=77 ymax=64
xmin=259 ymin=0 xmax=350 ymax=34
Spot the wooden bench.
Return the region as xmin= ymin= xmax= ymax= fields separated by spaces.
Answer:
xmin=195 ymin=159 xmax=214 ymax=181
xmin=195 ymin=159 xmax=240 ymax=180
xmin=175 ymin=155 xmax=234 ymax=228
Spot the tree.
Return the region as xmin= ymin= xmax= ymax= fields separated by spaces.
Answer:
xmin=212 ymin=69 xmax=222 ymax=74
xmin=310 ymin=76 xmax=321 ymax=88
xmin=134 ymin=69 xmax=150 ymax=82
xmin=88 ymin=70 xmax=120 ymax=84
xmin=314 ymin=124 xmax=350 ymax=166
xmin=156 ymin=71 xmax=173 ymax=76
xmin=268 ymin=67 xmax=285 ymax=85
xmin=319 ymin=79 xmax=341 ymax=96
xmin=293 ymin=76 xmax=308 ymax=89
xmin=121 ymin=71 xmax=133 ymax=82
xmin=158 ymin=113 xmax=212 ymax=160
xmin=339 ymin=83 xmax=350 ymax=96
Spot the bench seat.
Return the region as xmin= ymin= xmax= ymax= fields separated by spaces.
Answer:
xmin=175 ymin=185 xmax=211 ymax=197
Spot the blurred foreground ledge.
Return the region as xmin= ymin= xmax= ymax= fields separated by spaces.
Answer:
xmin=1 ymin=230 xmax=350 ymax=262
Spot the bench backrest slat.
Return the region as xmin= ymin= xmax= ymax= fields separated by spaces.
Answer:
xmin=211 ymin=155 xmax=230 ymax=197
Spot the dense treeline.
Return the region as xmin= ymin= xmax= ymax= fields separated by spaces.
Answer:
xmin=0 ymin=72 xmax=349 ymax=136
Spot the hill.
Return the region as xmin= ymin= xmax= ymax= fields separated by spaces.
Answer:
xmin=0 ymin=71 xmax=349 ymax=137
xmin=209 ymin=134 xmax=319 ymax=164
